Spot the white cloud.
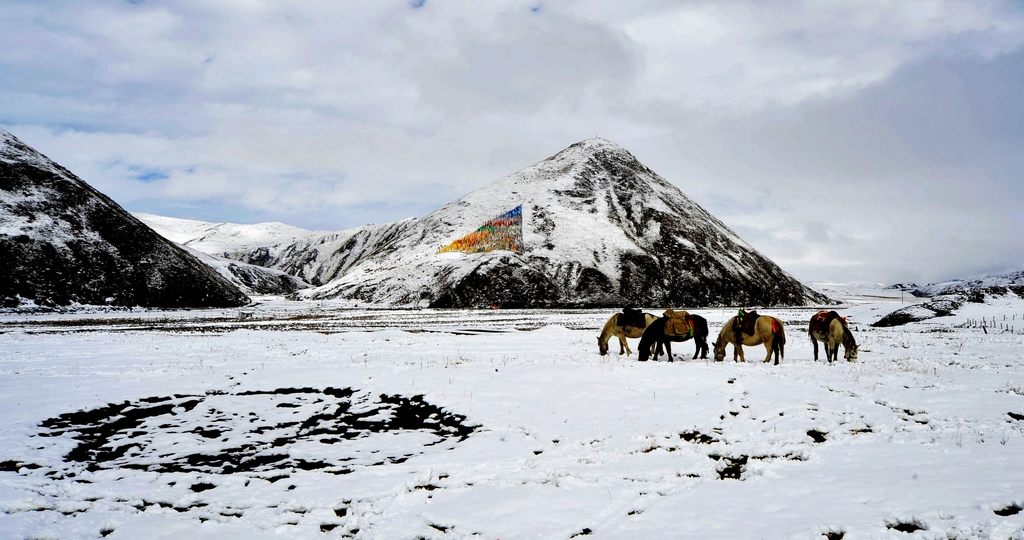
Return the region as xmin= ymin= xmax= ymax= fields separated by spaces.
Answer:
xmin=2 ymin=0 xmax=1023 ymax=282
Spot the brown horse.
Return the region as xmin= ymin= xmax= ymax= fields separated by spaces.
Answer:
xmin=808 ymin=310 xmax=858 ymax=362
xmin=713 ymin=315 xmax=786 ymax=365
xmin=637 ymin=314 xmax=710 ymax=362
xmin=598 ymin=312 xmax=659 ymax=355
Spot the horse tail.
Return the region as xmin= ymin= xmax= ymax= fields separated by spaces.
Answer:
xmin=772 ymin=318 xmax=785 ymax=360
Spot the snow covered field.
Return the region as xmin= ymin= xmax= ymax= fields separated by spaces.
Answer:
xmin=2 ymin=293 xmax=1023 ymax=539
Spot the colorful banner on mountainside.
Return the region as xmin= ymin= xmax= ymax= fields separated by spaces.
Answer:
xmin=438 ymin=205 xmax=523 ymax=254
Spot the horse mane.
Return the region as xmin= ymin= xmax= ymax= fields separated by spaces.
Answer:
xmin=598 ymin=313 xmax=618 ymax=341
xmin=841 ymin=322 xmax=857 ymax=348
xmin=825 ymin=311 xmax=856 ymax=348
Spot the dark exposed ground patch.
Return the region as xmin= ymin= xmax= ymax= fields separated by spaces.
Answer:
xmin=994 ymin=503 xmax=1022 ymax=516
xmin=679 ymin=430 xmax=718 ymax=444
xmin=886 ymin=518 xmax=927 ymax=533
xmin=1008 ymin=412 xmax=1024 ymax=421
xmin=38 ymin=387 xmax=478 ymax=474
xmin=807 ymin=429 xmax=828 ymax=443
xmin=709 ymin=454 xmax=748 ymax=480
xmin=0 ymin=460 xmax=43 ymax=472
xmin=570 ymin=527 xmax=593 ymax=537
xmin=708 ymin=451 xmax=806 ymax=480
xmin=823 ymin=529 xmax=845 ymax=540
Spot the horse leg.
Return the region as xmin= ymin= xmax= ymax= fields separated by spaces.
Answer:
xmin=619 ymin=334 xmax=631 ymax=355
xmin=763 ymin=340 xmax=773 ymax=363
xmin=734 ymin=341 xmax=744 ymax=362
xmin=666 ymin=341 xmax=673 ymax=362
xmin=811 ymin=336 xmax=819 ymax=361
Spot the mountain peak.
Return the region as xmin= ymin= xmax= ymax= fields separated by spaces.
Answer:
xmin=277 ymin=138 xmax=829 ymax=307
xmin=558 ymin=137 xmax=631 ymax=158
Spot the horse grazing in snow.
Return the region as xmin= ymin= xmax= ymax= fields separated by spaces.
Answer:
xmin=637 ymin=311 xmax=710 ymax=362
xmin=597 ymin=311 xmax=659 ymax=356
xmin=713 ymin=313 xmax=786 ymax=365
xmin=808 ymin=310 xmax=858 ymax=362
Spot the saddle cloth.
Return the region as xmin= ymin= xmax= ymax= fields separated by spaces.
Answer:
xmin=810 ymin=310 xmax=842 ymax=334
xmin=663 ymin=309 xmax=692 ymax=337
xmin=739 ymin=310 xmax=760 ymax=335
xmin=619 ymin=307 xmax=646 ymax=329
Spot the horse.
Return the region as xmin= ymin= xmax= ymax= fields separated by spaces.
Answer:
xmin=597 ymin=312 xmax=659 ymax=355
xmin=808 ymin=310 xmax=858 ymax=362
xmin=637 ymin=314 xmax=710 ymax=362
xmin=713 ymin=315 xmax=786 ymax=365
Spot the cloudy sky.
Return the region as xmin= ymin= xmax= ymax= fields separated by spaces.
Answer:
xmin=3 ymin=0 xmax=1023 ymax=284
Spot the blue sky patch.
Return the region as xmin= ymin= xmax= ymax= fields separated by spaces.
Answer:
xmin=134 ymin=170 xmax=168 ymax=183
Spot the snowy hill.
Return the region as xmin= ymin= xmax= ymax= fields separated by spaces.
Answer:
xmin=0 ymin=129 xmax=250 ymax=308
xmin=136 ymin=214 xmax=311 ymax=295
xmin=910 ymin=270 xmax=1024 ymax=297
xmin=234 ymin=138 xmax=828 ymax=307
xmin=872 ymin=270 xmax=1024 ymax=327
xmin=134 ymin=213 xmax=315 ymax=259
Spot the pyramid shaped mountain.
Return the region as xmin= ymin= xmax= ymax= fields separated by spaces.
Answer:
xmin=234 ymin=138 xmax=828 ymax=308
xmin=0 ymin=129 xmax=250 ymax=308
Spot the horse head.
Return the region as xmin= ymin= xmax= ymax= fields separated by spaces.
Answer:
xmin=844 ymin=343 xmax=859 ymax=362
xmin=713 ymin=337 xmax=726 ymax=362
xmin=597 ymin=336 xmax=608 ymax=356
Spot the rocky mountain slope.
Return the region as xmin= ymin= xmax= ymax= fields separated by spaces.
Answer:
xmin=202 ymin=138 xmax=827 ymax=308
xmin=0 ymin=129 xmax=250 ymax=308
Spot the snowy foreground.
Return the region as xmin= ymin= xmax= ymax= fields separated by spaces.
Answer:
xmin=1 ymin=291 xmax=1023 ymax=539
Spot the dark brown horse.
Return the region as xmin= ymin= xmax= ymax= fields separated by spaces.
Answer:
xmin=808 ymin=310 xmax=858 ymax=362
xmin=637 ymin=314 xmax=709 ymax=362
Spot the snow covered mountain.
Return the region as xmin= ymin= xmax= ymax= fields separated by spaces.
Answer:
xmin=872 ymin=270 xmax=1024 ymax=327
xmin=0 ymin=129 xmax=250 ymax=308
xmin=136 ymin=214 xmax=310 ymax=295
xmin=909 ymin=270 xmax=1024 ymax=298
xmin=222 ymin=138 xmax=828 ymax=307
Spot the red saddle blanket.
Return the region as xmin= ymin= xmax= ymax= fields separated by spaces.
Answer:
xmin=810 ymin=310 xmax=842 ymax=334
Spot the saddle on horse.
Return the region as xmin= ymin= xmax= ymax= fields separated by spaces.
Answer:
xmin=663 ymin=309 xmax=692 ymax=337
xmin=810 ymin=310 xmax=843 ymax=334
xmin=619 ymin=307 xmax=646 ymax=330
xmin=737 ymin=309 xmax=760 ymax=336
